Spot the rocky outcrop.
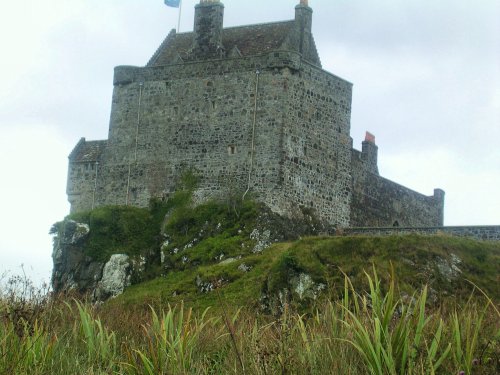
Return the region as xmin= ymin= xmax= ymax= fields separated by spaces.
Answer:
xmin=50 ymin=200 xmax=327 ymax=302
xmin=51 ymin=220 xmax=132 ymax=301
xmin=260 ymin=270 xmax=326 ymax=315
xmin=51 ymin=220 xmax=103 ymax=295
xmin=93 ymin=254 xmax=131 ymax=300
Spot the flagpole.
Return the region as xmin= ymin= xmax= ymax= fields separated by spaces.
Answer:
xmin=177 ymin=0 xmax=183 ymax=32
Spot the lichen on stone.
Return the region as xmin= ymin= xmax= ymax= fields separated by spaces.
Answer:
xmin=94 ymin=254 xmax=131 ymax=300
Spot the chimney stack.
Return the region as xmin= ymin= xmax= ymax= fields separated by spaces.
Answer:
xmin=192 ymin=0 xmax=225 ymax=59
xmin=295 ymin=0 xmax=313 ymax=56
xmin=361 ymin=131 xmax=379 ymax=174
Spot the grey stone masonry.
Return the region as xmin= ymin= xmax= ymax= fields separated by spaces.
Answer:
xmin=340 ymin=226 xmax=500 ymax=242
xmin=191 ymin=0 xmax=225 ymax=60
xmin=66 ymin=0 xmax=445 ymax=228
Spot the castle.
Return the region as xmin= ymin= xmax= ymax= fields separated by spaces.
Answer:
xmin=67 ymin=0 xmax=444 ymax=228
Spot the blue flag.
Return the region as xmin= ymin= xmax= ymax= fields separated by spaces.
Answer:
xmin=165 ymin=0 xmax=180 ymax=7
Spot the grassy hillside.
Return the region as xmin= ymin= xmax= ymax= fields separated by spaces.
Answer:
xmin=2 ymin=257 xmax=499 ymax=374
xmin=51 ymin=177 xmax=499 ymax=312
xmin=111 ymin=234 xmax=500 ymax=314
xmin=6 ymin=188 xmax=500 ymax=374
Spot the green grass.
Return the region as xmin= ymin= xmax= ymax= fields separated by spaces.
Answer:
xmin=52 ymin=192 xmax=499 ymax=313
xmin=2 ymin=269 xmax=499 ymax=374
xmin=110 ymin=243 xmax=291 ymax=313
xmin=40 ymin=172 xmax=500 ymax=373
xmin=103 ymin=234 xmax=500 ymax=320
xmin=49 ymin=200 xmax=174 ymax=266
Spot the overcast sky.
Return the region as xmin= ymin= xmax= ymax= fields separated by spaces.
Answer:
xmin=0 ymin=0 xmax=498 ymax=285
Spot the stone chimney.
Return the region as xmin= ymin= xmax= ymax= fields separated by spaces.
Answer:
xmin=191 ymin=0 xmax=225 ymax=59
xmin=294 ymin=0 xmax=313 ymax=56
xmin=361 ymin=131 xmax=379 ymax=174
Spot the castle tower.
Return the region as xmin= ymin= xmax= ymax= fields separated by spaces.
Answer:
xmin=67 ymin=1 xmax=444 ymax=229
xmin=191 ymin=0 xmax=225 ymax=59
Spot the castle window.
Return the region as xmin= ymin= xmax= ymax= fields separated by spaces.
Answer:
xmin=393 ymin=220 xmax=400 ymax=227
xmin=228 ymin=145 xmax=236 ymax=155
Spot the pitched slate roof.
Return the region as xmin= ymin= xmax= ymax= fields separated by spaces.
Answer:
xmin=147 ymin=20 xmax=296 ymax=67
xmin=69 ymin=138 xmax=107 ymax=163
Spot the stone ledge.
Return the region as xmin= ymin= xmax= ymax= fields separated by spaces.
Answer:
xmin=337 ymin=226 xmax=500 ymax=241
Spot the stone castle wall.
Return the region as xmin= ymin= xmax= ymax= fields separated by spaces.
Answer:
xmin=350 ymin=149 xmax=444 ymax=227
xmin=67 ymin=49 xmax=444 ymax=227
xmin=280 ymin=61 xmax=353 ymax=225
xmin=67 ymin=161 xmax=97 ymax=212
xmin=101 ymin=52 xmax=290 ymax=209
xmin=69 ymin=51 xmax=354 ymax=226
xmin=66 ymin=1 xmax=446 ymax=228
xmin=340 ymin=226 xmax=500 ymax=242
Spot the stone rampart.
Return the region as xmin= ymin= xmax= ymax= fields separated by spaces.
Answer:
xmin=339 ymin=226 xmax=500 ymax=241
xmin=350 ymin=149 xmax=444 ymax=227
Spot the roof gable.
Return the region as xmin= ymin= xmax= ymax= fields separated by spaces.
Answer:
xmin=69 ymin=138 xmax=107 ymax=163
xmin=147 ymin=20 xmax=319 ymax=67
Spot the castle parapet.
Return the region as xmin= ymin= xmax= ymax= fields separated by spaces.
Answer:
xmin=114 ymin=52 xmax=304 ymax=86
xmin=114 ymin=66 xmax=142 ymax=86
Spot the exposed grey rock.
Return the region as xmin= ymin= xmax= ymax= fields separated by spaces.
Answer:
xmin=220 ymin=258 xmax=236 ymax=265
xmin=293 ymin=273 xmax=314 ymax=300
xmin=51 ymin=220 xmax=103 ymax=294
xmin=57 ymin=220 xmax=90 ymax=246
xmin=238 ymin=263 xmax=252 ymax=272
xmin=436 ymin=254 xmax=462 ymax=282
xmin=132 ymin=255 xmax=146 ymax=275
xmin=52 ymin=242 xmax=63 ymax=265
xmin=250 ymin=229 xmax=271 ymax=253
xmin=291 ymin=273 xmax=325 ymax=300
xmin=195 ymin=275 xmax=226 ymax=293
xmin=71 ymin=222 xmax=90 ymax=244
xmin=94 ymin=254 xmax=131 ymax=300
xmin=195 ymin=275 xmax=214 ymax=293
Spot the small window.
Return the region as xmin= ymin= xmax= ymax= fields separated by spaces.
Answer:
xmin=228 ymin=145 xmax=236 ymax=155
xmin=393 ymin=220 xmax=400 ymax=227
